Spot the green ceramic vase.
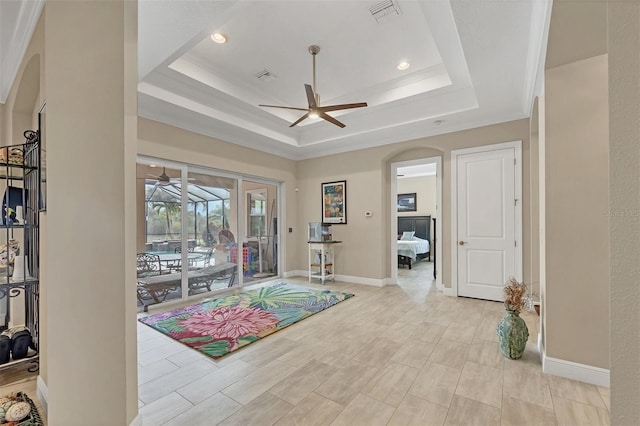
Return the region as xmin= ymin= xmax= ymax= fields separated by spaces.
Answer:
xmin=497 ymin=310 xmax=529 ymax=359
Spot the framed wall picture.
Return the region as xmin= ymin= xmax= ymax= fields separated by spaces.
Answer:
xmin=397 ymin=192 xmax=417 ymax=212
xmin=321 ymin=180 xmax=347 ymax=224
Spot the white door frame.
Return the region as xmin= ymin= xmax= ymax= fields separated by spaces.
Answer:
xmin=450 ymin=140 xmax=523 ymax=298
xmin=390 ymin=156 xmax=443 ymax=290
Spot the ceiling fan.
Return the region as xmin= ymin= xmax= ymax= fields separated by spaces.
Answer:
xmin=143 ymin=167 xmax=194 ymax=185
xmin=259 ymin=45 xmax=367 ymax=128
xmin=147 ymin=167 xmax=175 ymax=185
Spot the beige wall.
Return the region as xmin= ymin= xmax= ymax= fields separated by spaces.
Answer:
xmin=398 ymin=175 xmax=437 ymax=218
xmin=137 ymin=118 xmax=297 ymax=274
xmin=296 ymin=119 xmax=533 ymax=286
xmin=0 ymin=103 xmax=5 ymax=145
xmin=544 ymin=54 xmax=610 ymax=369
xmin=45 ymin=1 xmax=138 ymax=424
xmin=529 ymin=98 xmax=540 ymax=298
xmin=608 ymin=1 xmax=640 ymax=422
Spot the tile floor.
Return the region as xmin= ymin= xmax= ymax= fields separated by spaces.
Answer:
xmin=0 ymin=260 xmax=610 ymax=425
xmin=136 ymin=261 xmax=610 ymax=425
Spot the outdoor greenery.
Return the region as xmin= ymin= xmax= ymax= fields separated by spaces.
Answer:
xmin=146 ymin=199 xmax=230 ymax=244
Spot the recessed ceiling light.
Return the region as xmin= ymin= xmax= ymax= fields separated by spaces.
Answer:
xmin=211 ymin=33 xmax=227 ymax=44
xmin=149 ymin=164 xmax=157 ymax=168
xmin=397 ymin=61 xmax=410 ymax=71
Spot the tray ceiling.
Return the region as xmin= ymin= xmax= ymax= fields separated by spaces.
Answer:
xmin=1 ymin=0 xmax=552 ymax=160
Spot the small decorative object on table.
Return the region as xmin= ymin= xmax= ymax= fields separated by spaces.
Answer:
xmin=497 ymin=277 xmax=529 ymax=359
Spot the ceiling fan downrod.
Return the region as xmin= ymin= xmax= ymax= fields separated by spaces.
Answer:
xmin=309 ymin=45 xmax=320 ymax=104
xmin=257 ymin=43 xmax=367 ymax=128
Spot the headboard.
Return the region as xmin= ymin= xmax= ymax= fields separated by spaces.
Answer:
xmin=398 ymin=215 xmax=431 ymax=242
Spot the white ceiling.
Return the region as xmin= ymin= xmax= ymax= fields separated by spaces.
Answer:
xmin=397 ymin=163 xmax=437 ymax=178
xmin=1 ymin=0 xmax=552 ymax=160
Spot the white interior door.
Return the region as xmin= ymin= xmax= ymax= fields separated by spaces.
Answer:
xmin=456 ymin=145 xmax=519 ymax=301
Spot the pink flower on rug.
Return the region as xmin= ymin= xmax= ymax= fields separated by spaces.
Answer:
xmin=179 ymin=306 xmax=279 ymax=340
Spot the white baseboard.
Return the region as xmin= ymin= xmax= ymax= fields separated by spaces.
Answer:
xmin=384 ymin=277 xmax=398 ymax=286
xmin=284 ymin=270 xmax=386 ymax=287
xmin=334 ymin=274 xmax=385 ymax=287
xmin=130 ymin=414 xmax=142 ymax=426
xmin=36 ymin=375 xmax=48 ymax=414
xmin=537 ymin=332 xmax=544 ymax=364
xmin=283 ymin=270 xmax=307 ymax=278
xmin=441 ymin=286 xmax=456 ymax=296
xmin=543 ymin=354 xmax=610 ymax=388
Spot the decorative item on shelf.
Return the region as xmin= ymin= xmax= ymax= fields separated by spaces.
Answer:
xmin=0 ymin=240 xmax=19 ymax=272
xmin=0 ymin=147 xmax=24 ymax=166
xmin=2 ymin=186 xmax=27 ymax=226
xmin=11 ymin=256 xmax=29 ymax=281
xmin=497 ymin=277 xmax=529 ymax=359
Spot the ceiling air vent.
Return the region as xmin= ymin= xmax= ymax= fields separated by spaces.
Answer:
xmin=369 ymin=0 xmax=401 ymax=24
xmin=255 ymin=69 xmax=277 ymax=82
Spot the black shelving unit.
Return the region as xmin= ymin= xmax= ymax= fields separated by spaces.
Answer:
xmin=0 ymin=130 xmax=41 ymax=372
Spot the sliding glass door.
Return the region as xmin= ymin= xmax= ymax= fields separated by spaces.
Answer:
xmin=185 ymin=171 xmax=238 ymax=292
xmin=242 ymin=180 xmax=279 ymax=285
xmin=136 ymin=158 xmax=280 ymax=310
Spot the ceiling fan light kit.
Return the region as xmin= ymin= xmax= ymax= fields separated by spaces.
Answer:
xmin=147 ymin=166 xmax=172 ymax=185
xmin=259 ymin=45 xmax=367 ymax=128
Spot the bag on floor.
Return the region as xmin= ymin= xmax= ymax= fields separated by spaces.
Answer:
xmin=0 ymin=333 xmax=10 ymax=364
xmin=1 ymin=326 xmax=32 ymax=360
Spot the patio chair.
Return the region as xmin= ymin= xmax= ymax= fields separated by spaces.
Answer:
xmin=173 ymin=246 xmax=195 ymax=253
xmin=218 ymin=229 xmax=235 ymax=245
xmin=136 ymin=253 xmax=165 ymax=277
xmin=188 ymin=247 xmax=214 ymax=270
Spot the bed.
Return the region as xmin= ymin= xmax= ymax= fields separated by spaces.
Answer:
xmin=397 ymin=215 xmax=431 ymax=269
xmin=397 ymin=236 xmax=430 ymax=269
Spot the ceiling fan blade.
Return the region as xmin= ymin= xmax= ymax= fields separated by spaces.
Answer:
xmin=289 ymin=112 xmax=311 ymax=127
xmin=319 ymin=102 xmax=368 ymax=113
xmin=319 ymin=111 xmax=345 ymax=128
xmin=259 ymin=104 xmax=309 ymax=112
xmin=305 ymin=84 xmax=317 ymax=109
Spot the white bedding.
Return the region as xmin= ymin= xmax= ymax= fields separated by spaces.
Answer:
xmin=397 ymin=237 xmax=430 ymax=260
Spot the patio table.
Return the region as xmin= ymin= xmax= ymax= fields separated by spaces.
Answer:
xmin=137 ymin=262 xmax=237 ymax=310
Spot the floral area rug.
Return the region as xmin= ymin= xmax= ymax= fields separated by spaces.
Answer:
xmin=138 ymin=282 xmax=354 ymax=358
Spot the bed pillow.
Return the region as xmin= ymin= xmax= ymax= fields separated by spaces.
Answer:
xmin=400 ymin=231 xmax=415 ymax=240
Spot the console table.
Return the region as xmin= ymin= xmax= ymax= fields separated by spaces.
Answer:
xmin=308 ymin=241 xmax=341 ymax=284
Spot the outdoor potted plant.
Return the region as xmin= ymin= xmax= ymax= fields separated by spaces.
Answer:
xmin=497 ymin=277 xmax=530 ymax=359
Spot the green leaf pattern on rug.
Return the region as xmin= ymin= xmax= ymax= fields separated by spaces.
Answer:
xmin=154 ymin=313 xmax=194 ymax=334
xmin=139 ymin=282 xmax=354 ymax=358
xmin=199 ymin=340 xmax=230 ymax=357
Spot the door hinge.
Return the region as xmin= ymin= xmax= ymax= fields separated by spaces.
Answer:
xmin=515 ymin=241 xmax=517 ymax=247
xmin=514 ymin=198 xmax=518 ymax=206
xmin=514 ymin=158 xmax=517 ymax=165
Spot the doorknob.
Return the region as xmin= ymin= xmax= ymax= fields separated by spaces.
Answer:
xmin=459 ymin=241 xmax=467 ymax=246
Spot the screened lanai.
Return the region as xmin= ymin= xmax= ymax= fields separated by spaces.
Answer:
xmin=136 ymin=163 xmax=241 ymax=309
xmin=136 ymin=162 xmax=280 ymax=310
xmin=143 ymin=176 xmax=232 ymax=251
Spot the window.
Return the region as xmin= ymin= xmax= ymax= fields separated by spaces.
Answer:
xmin=247 ymin=189 xmax=266 ymax=237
